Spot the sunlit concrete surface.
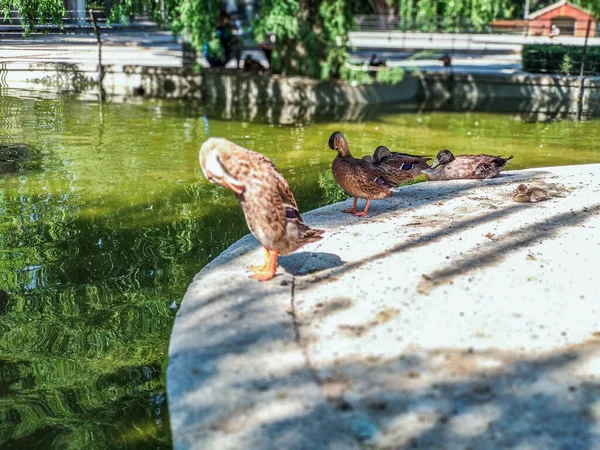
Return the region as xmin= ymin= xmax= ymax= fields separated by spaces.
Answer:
xmin=168 ymin=164 xmax=600 ymax=449
xmin=0 ymin=31 xmax=185 ymax=67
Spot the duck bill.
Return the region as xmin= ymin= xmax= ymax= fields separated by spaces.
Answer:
xmin=429 ymin=159 xmax=440 ymax=169
xmin=221 ymin=176 xmax=245 ymax=195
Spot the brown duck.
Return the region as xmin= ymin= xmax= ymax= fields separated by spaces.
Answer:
xmin=199 ymin=138 xmax=324 ymax=281
xmin=422 ymin=149 xmax=513 ymax=180
xmin=368 ymin=146 xmax=430 ymax=185
xmin=329 ymin=132 xmax=393 ymax=217
xmin=513 ymin=184 xmax=548 ymax=203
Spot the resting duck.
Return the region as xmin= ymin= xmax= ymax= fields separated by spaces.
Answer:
xmin=368 ymin=146 xmax=430 ymax=185
xmin=422 ymin=149 xmax=513 ymax=180
xmin=199 ymin=138 xmax=324 ymax=281
xmin=513 ymin=184 xmax=548 ymax=203
xmin=329 ymin=132 xmax=393 ymax=217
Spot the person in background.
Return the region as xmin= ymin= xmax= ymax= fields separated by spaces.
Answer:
xmin=549 ymin=24 xmax=560 ymax=39
xmin=206 ymin=11 xmax=242 ymax=68
xmin=260 ymin=33 xmax=277 ymax=73
xmin=440 ymin=53 xmax=452 ymax=67
xmin=368 ymin=54 xmax=386 ymax=78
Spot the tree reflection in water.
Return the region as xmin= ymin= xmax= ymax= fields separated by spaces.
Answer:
xmin=1 ymin=90 xmax=600 ymax=449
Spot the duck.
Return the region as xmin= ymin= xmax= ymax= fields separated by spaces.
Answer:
xmin=368 ymin=146 xmax=431 ymax=185
xmin=512 ymin=184 xmax=548 ymax=203
xmin=199 ymin=138 xmax=324 ymax=281
xmin=328 ymin=132 xmax=394 ymax=217
xmin=422 ymin=149 xmax=513 ymax=180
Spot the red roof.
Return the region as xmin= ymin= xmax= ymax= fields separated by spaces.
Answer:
xmin=528 ymin=0 xmax=596 ymax=20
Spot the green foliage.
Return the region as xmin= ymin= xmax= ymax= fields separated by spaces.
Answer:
xmin=339 ymin=62 xmax=375 ymax=85
xmin=339 ymin=62 xmax=405 ymax=85
xmin=318 ymin=170 xmax=348 ymax=204
xmin=1 ymin=0 xmax=65 ymax=35
xmin=560 ymin=53 xmax=573 ymax=76
xmin=522 ymin=44 xmax=600 ymax=75
xmin=107 ymin=0 xmax=178 ymax=25
xmin=569 ymin=0 xmax=600 ymax=17
xmin=171 ymin=0 xmax=220 ymax=55
xmin=395 ymin=0 xmax=509 ymax=31
xmin=376 ymin=66 xmax=405 ymax=84
xmin=318 ymin=0 xmax=354 ymax=80
xmin=253 ymin=0 xmax=354 ymax=80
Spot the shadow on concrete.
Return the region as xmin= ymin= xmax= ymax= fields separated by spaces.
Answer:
xmin=279 ymin=251 xmax=345 ymax=276
xmin=121 ymin=65 xmax=202 ymax=99
xmin=168 ymin=166 xmax=600 ymax=448
xmin=306 ymin=170 xmax=544 ymax=229
xmin=416 ymin=203 xmax=600 ymax=293
xmin=303 ymin=172 xmax=599 ymax=292
xmin=422 ymin=71 xmax=600 ymax=120
xmin=170 ymin=278 xmax=600 ymax=448
xmin=199 ymin=73 xmax=600 ymax=125
xmin=307 ymin=340 xmax=600 ymax=448
xmin=9 ymin=61 xmax=600 ymax=120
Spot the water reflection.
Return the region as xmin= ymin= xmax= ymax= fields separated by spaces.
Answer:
xmin=0 ymin=177 xmax=255 ymax=447
xmin=202 ymin=98 xmax=424 ymax=125
xmin=199 ymin=95 xmax=599 ymax=126
xmin=1 ymin=89 xmax=600 ymax=449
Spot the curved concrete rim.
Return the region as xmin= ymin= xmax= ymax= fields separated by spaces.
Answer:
xmin=168 ymin=164 xmax=600 ymax=450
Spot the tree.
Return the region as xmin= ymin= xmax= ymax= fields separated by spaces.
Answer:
xmin=1 ymin=0 xmax=66 ymax=35
xmin=14 ymin=0 xmax=600 ymax=81
xmin=253 ymin=0 xmax=354 ymax=79
xmin=394 ymin=0 xmax=511 ymax=31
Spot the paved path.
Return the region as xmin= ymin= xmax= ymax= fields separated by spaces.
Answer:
xmin=0 ymin=30 xmax=185 ymax=67
xmin=168 ymin=164 xmax=600 ymax=450
xmin=0 ymin=29 xmax=524 ymax=73
xmin=350 ymin=31 xmax=600 ymax=52
xmin=3 ymin=28 xmax=599 ymax=73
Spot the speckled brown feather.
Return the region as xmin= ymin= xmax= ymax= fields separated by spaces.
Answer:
xmin=426 ymin=154 xmax=512 ymax=181
xmin=328 ymin=133 xmax=393 ymax=200
xmin=374 ymin=153 xmax=430 ymax=185
xmin=332 ymin=155 xmax=393 ymax=199
xmin=201 ymin=138 xmax=323 ymax=255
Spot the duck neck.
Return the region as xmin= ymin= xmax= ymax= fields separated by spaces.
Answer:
xmin=338 ymin=148 xmax=352 ymax=158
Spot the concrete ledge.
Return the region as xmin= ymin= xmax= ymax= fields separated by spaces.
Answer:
xmin=0 ymin=62 xmax=203 ymax=99
xmin=202 ymin=70 xmax=420 ymax=105
xmin=422 ymin=72 xmax=600 ymax=117
xmin=168 ymin=164 xmax=600 ymax=449
xmin=3 ymin=60 xmax=600 ymax=115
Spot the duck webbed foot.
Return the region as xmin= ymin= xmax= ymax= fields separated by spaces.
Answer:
xmin=248 ymin=247 xmax=271 ymax=273
xmin=342 ymin=197 xmax=359 ymax=214
xmin=249 ymin=249 xmax=278 ymax=281
xmin=353 ymin=199 xmax=371 ymax=217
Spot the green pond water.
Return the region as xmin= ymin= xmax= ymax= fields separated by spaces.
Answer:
xmin=1 ymin=90 xmax=600 ymax=449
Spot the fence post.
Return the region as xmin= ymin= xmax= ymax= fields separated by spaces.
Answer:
xmin=576 ymin=19 xmax=592 ymax=121
xmin=88 ymin=9 xmax=104 ymax=99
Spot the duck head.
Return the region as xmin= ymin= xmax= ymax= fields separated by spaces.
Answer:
xmin=199 ymin=138 xmax=246 ymax=195
xmin=430 ymin=149 xmax=455 ymax=169
xmin=516 ymin=184 xmax=528 ymax=194
xmin=373 ymin=146 xmax=391 ymax=163
xmin=328 ymin=132 xmax=350 ymax=157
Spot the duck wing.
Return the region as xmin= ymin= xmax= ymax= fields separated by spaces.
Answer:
xmin=220 ymin=145 xmax=323 ymax=252
xmin=333 ymin=156 xmax=395 ymax=197
xmin=376 ymin=153 xmax=430 ymax=184
xmin=467 ymin=155 xmax=513 ymax=178
xmin=391 ymin=151 xmax=432 ymax=162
